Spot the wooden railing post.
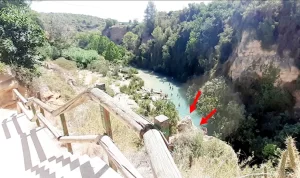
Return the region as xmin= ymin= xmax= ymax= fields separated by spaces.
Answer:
xmin=60 ymin=113 xmax=73 ymax=153
xmin=264 ymin=167 xmax=267 ymax=178
xmin=37 ymin=92 xmax=45 ymax=116
xmin=31 ymin=105 xmax=41 ymax=127
xmin=102 ymin=107 xmax=113 ymax=139
xmin=100 ymin=105 xmax=117 ymax=171
xmin=154 ymin=115 xmax=170 ymax=141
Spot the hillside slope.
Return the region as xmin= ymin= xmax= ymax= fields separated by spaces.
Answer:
xmin=38 ymin=13 xmax=106 ymax=37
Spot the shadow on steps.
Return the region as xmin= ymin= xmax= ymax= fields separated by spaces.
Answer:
xmin=1 ymin=115 xmax=111 ymax=178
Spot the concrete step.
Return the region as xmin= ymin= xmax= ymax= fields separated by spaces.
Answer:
xmin=0 ymin=112 xmax=36 ymax=140
xmin=90 ymin=156 xmax=122 ymax=178
xmin=0 ymin=127 xmax=65 ymax=175
xmin=0 ymin=112 xmax=122 ymax=178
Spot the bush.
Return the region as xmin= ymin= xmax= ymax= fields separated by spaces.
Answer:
xmin=87 ymin=59 xmax=109 ymax=76
xmin=152 ymin=100 xmax=179 ymax=135
xmin=53 ymin=57 xmax=77 ymax=71
xmin=0 ymin=62 xmax=6 ymax=74
xmin=38 ymin=42 xmax=61 ymax=60
xmin=120 ymin=85 xmax=129 ymax=94
xmin=62 ymin=47 xmax=99 ymax=67
xmin=173 ymin=130 xmax=204 ymax=169
xmin=11 ymin=65 xmax=41 ymax=87
xmin=128 ymin=67 xmax=138 ymax=75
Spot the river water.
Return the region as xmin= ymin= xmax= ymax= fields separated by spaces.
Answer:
xmin=136 ymin=69 xmax=201 ymax=126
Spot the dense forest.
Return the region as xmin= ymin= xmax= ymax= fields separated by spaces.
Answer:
xmin=1 ymin=0 xmax=300 ymax=168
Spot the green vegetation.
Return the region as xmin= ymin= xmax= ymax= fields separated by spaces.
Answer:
xmin=87 ymin=58 xmax=109 ymax=76
xmin=120 ymin=75 xmax=144 ymax=95
xmin=38 ymin=13 xmax=106 ymax=38
xmin=53 ymin=57 xmax=77 ymax=71
xmin=196 ymin=77 xmax=245 ymax=139
xmin=62 ymin=47 xmax=99 ymax=68
xmin=0 ymin=62 xmax=6 ymax=74
xmin=152 ymin=100 xmax=179 ymax=135
xmin=0 ymin=4 xmax=44 ymax=69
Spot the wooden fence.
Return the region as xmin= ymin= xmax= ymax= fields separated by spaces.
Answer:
xmin=12 ymin=87 xmax=182 ymax=178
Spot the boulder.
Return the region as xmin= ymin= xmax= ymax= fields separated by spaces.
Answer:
xmin=177 ymin=116 xmax=197 ymax=133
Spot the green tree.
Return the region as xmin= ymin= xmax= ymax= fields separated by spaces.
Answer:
xmin=104 ymin=42 xmax=121 ymax=61
xmin=0 ymin=5 xmax=45 ymax=68
xmin=123 ymin=32 xmax=138 ymax=51
xmin=105 ymin=18 xmax=117 ymax=29
xmin=197 ymin=77 xmax=245 ymax=139
xmin=144 ymin=1 xmax=157 ymax=35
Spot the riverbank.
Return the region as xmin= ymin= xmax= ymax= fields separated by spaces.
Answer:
xmin=136 ymin=69 xmax=201 ymax=126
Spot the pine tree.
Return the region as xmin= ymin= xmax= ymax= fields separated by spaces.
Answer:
xmin=144 ymin=1 xmax=157 ymax=35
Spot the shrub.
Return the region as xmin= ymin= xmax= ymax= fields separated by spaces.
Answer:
xmin=53 ymin=57 xmax=77 ymax=71
xmin=128 ymin=67 xmax=138 ymax=75
xmin=0 ymin=62 xmax=6 ymax=74
xmin=62 ymin=47 xmax=99 ymax=67
xmin=120 ymin=85 xmax=129 ymax=94
xmin=11 ymin=65 xmax=41 ymax=87
xmin=173 ymin=130 xmax=204 ymax=170
xmin=152 ymin=100 xmax=179 ymax=135
xmin=87 ymin=59 xmax=109 ymax=76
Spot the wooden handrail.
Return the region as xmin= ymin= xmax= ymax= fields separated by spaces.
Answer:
xmin=13 ymin=87 xmax=182 ymax=178
xmin=26 ymin=88 xmax=151 ymax=135
xmin=59 ymin=135 xmax=100 ymax=143
xmin=36 ymin=113 xmax=61 ymax=139
xmin=143 ymin=129 xmax=182 ymax=178
xmin=17 ymin=102 xmax=33 ymax=120
xmin=98 ymin=135 xmax=144 ymax=178
xmin=13 ymin=89 xmax=28 ymax=104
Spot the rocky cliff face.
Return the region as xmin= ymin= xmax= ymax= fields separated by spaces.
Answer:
xmin=228 ymin=30 xmax=300 ymax=112
xmin=0 ymin=72 xmax=27 ymax=109
xmin=102 ymin=25 xmax=128 ymax=45
xmin=229 ymin=30 xmax=299 ymax=83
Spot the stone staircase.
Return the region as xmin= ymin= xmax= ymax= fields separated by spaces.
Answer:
xmin=0 ymin=109 xmax=122 ymax=178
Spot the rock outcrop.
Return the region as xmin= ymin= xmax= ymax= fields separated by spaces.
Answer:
xmin=102 ymin=25 xmax=128 ymax=45
xmin=229 ymin=31 xmax=299 ymax=83
xmin=0 ymin=72 xmax=27 ymax=109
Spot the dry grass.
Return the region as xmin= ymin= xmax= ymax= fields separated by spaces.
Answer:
xmin=53 ymin=57 xmax=77 ymax=71
xmin=172 ymin=130 xmax=240 ymax=178
xmin=67 ymin=101 xmax=140 ymax=153
xmin=38 ymin=71 xmax=76 ymax=100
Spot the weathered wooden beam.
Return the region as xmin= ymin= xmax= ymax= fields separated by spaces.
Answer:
xmin=16 ymin=101 xmax=21 ymax=114
xmin=29 ymin=98 xmax=54 ymax=113
xmin=97 ymin=135 xmax=144 ymax=178
xmin=37 ymin=92 xmax=45 ymax=116
xmin=154 ymin=115 xmax=170 ymax=141
xmin=30 ymin=104 xmax=40 ymax=127
xmin=13 ymin=89 xmax=28 ymax=104
xmin=59 ymin=135 xmax=100 ymax=143
xmin=102 ymin=106 xmax=113 ymax=138
xmin=16 ymin=102 xmax=33 ymax=120
xmin=89 ymin=88 xmax=147 ymax=134
xmin=51 ymin=92 xmax=90 ymax=116
xmin=143 ymin=129 xmax=182 ymax=178
xmin=60 ymin=114 xmax=73 ymax=153
xmin=36 ymin=113 xmax=61 ymax=139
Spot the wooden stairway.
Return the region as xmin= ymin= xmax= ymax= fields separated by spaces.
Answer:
xmin=0 ymin=109 xmax=122 ymax=178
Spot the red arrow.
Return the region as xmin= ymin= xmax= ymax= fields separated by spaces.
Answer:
xmin=200 ymin=108 xmax=217 ymax=125
xmin=190 ymin=91 xmax=201 ymax=113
